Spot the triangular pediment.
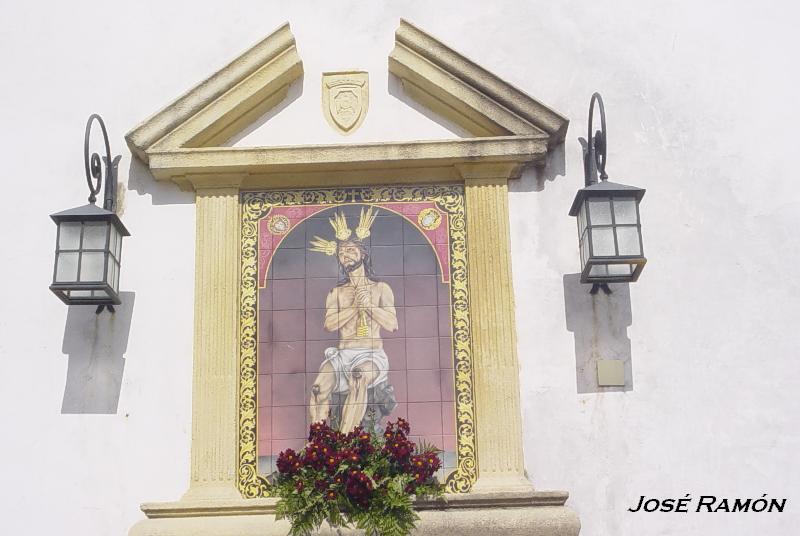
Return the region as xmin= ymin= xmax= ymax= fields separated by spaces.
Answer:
xmin=126 ymin=20 xmax=568 ymax=189
xmin=126 ymin=23 xmax=304 ymax=162
xmin=389 ymin=20 xmax=567 ymax=143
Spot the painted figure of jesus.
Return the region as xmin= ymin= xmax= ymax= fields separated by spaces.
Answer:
xmin=308 ymin=208 xmax=398 ymax=432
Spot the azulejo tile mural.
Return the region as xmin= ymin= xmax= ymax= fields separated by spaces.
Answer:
xmin=239 ymin=186 xmax=476 ymax=497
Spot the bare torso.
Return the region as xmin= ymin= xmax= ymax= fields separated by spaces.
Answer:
xmin=324 ymin=279 xmax=398 ymax=349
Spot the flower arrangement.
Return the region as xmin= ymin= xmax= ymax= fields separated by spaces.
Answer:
xmin=274 ymin=418 xmax=443 ymax=536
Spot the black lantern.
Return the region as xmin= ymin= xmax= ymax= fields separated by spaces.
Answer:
xmin=50 ymin=115 xmax=129 ymax=312
xmin=570 ymin=93 xmax=646 ymax=291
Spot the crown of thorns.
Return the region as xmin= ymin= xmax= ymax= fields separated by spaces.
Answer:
xmin=308 ymin=206 xmax=377 ymax=256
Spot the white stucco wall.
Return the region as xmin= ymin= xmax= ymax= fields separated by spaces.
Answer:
xmin=1 ymin=1 xmax=798 ymax=535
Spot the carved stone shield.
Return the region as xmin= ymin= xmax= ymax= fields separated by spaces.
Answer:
xmin=322 ymin=71 xmax=369 ymax=134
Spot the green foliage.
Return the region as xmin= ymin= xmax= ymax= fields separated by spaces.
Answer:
xmin=273 ymin=419 xmax=444 ymax=536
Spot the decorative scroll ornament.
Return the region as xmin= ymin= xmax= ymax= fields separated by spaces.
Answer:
xmin=322 ymin=71 xmax=369 ymax=134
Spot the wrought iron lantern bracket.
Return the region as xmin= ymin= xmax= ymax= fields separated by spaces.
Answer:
xmin=85 ymin=115 xmax=121 ymax=313
xmin=84 ymin=114 xmax=121 ymax=213
xmin=570 ymin=93 xmax=647 ymax=292
xmin=50 ymin=115 xmax=129 ymax=314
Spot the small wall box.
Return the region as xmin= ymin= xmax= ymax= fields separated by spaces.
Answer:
xmin=597 ymin=359 xmax=625 ymax=386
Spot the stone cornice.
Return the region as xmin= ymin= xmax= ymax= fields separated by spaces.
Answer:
xmin=125 ymin=23 xmax=303 ymax=162
xmin=148 ymin=136 xmax=546 ymax=189
xmin=390 ymin=19 xmax=569 ymax=144
xmin=131 ymin=490 xmax=580 ymax=535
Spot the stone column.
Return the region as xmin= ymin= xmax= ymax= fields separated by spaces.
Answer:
xmin=182 ymin=185 xmax=242 ymax=501
xmin=459 ymin=164 xmax=532 ymax=493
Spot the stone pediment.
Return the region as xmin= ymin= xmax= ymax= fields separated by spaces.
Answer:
xmin=125 ymin=20 xmax=567 ymax=190
xmin=389 ymin=20 xmax=567 ymax=143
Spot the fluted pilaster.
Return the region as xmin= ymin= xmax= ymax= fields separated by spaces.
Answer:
xmin=183 ymin=187 xmax=241 ymax=500
xmin=462 ymin=168 xmax=531 ymax=492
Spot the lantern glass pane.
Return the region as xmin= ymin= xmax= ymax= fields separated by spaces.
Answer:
xmin=589 ymin=263 xmax=635 ymax=279
xmin=588 ymin=198 xmax=612 ymax=225
xmin=607 ymin=264 xmax=633 ymax=276
xmin=58 ymin=222 xmax=81 ymax=250
xmin=589 ymin=264 xmax=608 ymax=277
xmin=92 ymin=290 xmax=109 ymax=299
xmin=114 ymin=228 xmax=123 ymax=259
xmin=79 ymin=252 xmax=105 ymax=282
xmin=109 ymin=226 xmax=118 ymax=259
xmin=83 ymin=222 xmax=108 ymax=250
xmin=591 ymin=227 xmax=616 ymax=256
xmin=113 ymin=261 xmax=120 ymax=291
xmin=613 ymin=197 xmax=638 ymax=225
xmin=578 ymin=203 xmax=587 ymax=235
xmin=106 ymin=257 xmax=115 ymax=287
xmin=107 ymin=259 xmax=119 ymax=290
xmin=580 ymin=231 xmax=589 ymax=267
xmin=69 ymin=290 xmax=92 ymax=298
xmin=56 ymin=252 xmax=79 ymax=282
xmin=616 ymin=226 xmax=641 ymax=256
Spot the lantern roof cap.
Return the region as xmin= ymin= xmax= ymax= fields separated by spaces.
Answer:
xmin=569 ymin=180 xmax=645 ymax=216
xmin=50 ymin=203 xmax=130 ymax=236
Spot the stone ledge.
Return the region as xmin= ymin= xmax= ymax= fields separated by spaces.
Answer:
xmin=131 ymin=490 xmax=580 ymax=535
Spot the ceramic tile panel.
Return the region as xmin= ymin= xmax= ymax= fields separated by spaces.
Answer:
xmin=272 ymin=406 xmax=307 ymax=440
xmin=272 ymin=248 xmax=306 ymax=279
xmin=271 ymin=342 xmax=305 ymax=374
xmin=272 ymin=278 xmax=305 ymax=310
xmin=405 ymin=337 xmax=439 ymax=370
xmin=245 ymin=193 xmax=472 ymax=492
xmin=272 ymin=309 xmax=305 ymax=342
xmin=404 ymin=275 xmax=438 ymax=306
xmin=271 ymin=373 xmax=306 ymax=407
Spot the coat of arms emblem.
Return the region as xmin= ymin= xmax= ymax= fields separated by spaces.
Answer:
xmin=322 ymin=71 xmax=369 ymax=134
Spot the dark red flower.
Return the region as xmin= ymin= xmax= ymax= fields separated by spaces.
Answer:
xmin=345 ymin=470 xmax=373 ymax=502
xmin=395 ymin=417 xmax=411 ymax=435
xmin=308 ymin=421 xmax=331 ymax=442
xmin=276 ymin=448 xmax=300 ymax=475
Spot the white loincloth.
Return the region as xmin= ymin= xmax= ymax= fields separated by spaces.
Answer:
xmin=322 ymin=347 xmax=390 ymax=394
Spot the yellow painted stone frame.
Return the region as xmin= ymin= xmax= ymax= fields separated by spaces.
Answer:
xmin=239 ymin=186 xmax=476 ymax=497
xmin=125 ymin=19 xmax=579 ymax=536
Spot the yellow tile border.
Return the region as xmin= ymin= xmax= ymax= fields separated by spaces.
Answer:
xmin=238 ymin=186 xmax=476 ymax=497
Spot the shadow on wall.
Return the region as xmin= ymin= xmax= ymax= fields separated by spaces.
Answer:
xmin=60 ymin=292 xmax=135 ymax=414
xmin=127 ymin=157 xmax=194 ymax=206
xmin=509 ymin=142 xmax=567 ymax=194
xmin=388 ymin=73 xmax=569 ymax=194
xmin=225 ymin=75 xmax=304 ymax=146
xmin=387 ymin=74 xmax=472 ymax=138
xmin=563 ymin=274 xmax=633 ymax=393
xmin=126 ymin=76 xmax=304 ymax=205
